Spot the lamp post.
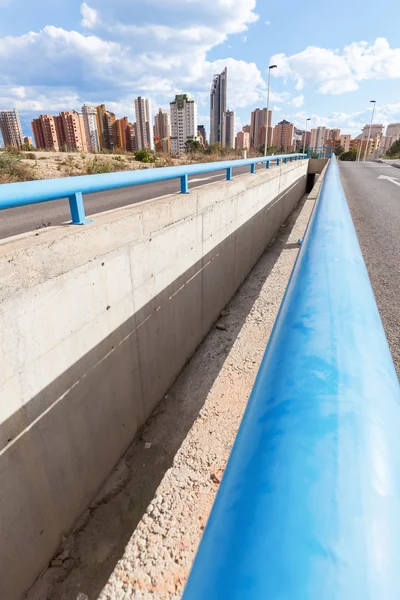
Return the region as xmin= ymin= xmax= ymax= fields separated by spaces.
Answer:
xmin=356 ymin=128 xmax=363 ymax=162
xmin=264 ymin=64 xmax=277 ymax=156
xmin=363 ymin=100 xmax=376 ymax=162
xmin=303 ymin=117 xmax=311 ymax=155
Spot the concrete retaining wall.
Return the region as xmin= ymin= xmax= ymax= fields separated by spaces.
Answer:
xmin=0 ymin=160 xmax=307 ymax=599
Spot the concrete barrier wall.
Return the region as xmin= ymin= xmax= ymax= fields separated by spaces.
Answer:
xmin=0 ymin=160 xmax=307 ymax=599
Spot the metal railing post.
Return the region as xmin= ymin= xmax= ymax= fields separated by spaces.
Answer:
xmin=276 ymin=158 xmax=281 ymax=166
xmin=226 ymin=167 xmax=233 ymax=181
xmin=250 ymin=163 xmax=256 ymax=174
xmin=266 ymin=161 xmax=270 ymax=169
xmin=68 ymin=192 xmax=91 ymax=225
xmin=180 ymin=174 xmax=189 ymax=194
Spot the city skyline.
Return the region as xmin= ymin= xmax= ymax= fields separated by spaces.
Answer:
xmin=1 ymin=1 xmax=399 ymax=143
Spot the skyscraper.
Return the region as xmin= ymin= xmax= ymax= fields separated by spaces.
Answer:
xmin=82 ymin=104 xmax=100 ymax=153
xmin=154 ymin=108 xmax=171 ymax=140
xmin=273 ymin=120 xmax=295 ymax=152
xmin=210 ymin=67 xmax=227 ymax=145
xmin=250 ymin=108 xmax=272 ymax=149
xmin=135 ymin=97 xmax=154 ymax=151
xmin=170 ymin=94 xmax=197 ymax=154
xmin=31 ymin=115 xmax=59 ymax=151
xmin=0 ymin=109 xmax=24 ymax=148
xmin=222 ymin=110 xmax=235 ymax=149
xmin=96 ymin=104 xmax=116 ymax=150
xmin=57 ymin=111 xmax=87 ymax=152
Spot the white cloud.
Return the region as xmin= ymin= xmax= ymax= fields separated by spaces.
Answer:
xmin=0 ymin=0 xmax=265 ymax=119
xmin=291 ymin=94 xmax=304 ymax=107
xmin=243 ymin=36 xmax=247 ymax=43
xmin=80 ymin=3 xmax=99 ymax=29
xmin=271 ymin=37 xmax=400 ymax=95
xmin=265 ymin=20 xmax=270 ymax=25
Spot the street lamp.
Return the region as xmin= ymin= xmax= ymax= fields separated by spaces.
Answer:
xmin=363 ymin=100 xmax=376 ymax=162
xmin=356 ymin=127 xmax=364 ymax=162
xmin=264 ymin=64 xmax=277 ymax=157
xmin=303 ymin=117 xmax=311 ymax=155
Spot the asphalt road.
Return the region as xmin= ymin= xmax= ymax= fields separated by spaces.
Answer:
xmin=0 ymin=162 xmax=271 ymax=240
xmin=340 ymin=160 xmax=400 ymax=375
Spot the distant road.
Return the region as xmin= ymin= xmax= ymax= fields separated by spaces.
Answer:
xmin=0 ymin=162 xmax=271 ymax=240
xmin=340 ymin=160 xmax=400 ymax=375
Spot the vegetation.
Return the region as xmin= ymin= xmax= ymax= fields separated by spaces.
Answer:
xmin=386 ymin=139 xmax=400 ymax=158
xmin=0 ymin=148 xmax=35 ymax=183
xmin=334 ymin=145 xmax=345 ymax=156
xmin=85 ymin=157 xmax=127 ymax=174
xmin=185 ymin=138 xmax=202 ymax=153
xmin=339 ymin=150 xmax=357 ymax=161
xmin=134 ymin=149 xmax=156 ymax=163
xmin=25 ymin=152 xmax=37 ymax=160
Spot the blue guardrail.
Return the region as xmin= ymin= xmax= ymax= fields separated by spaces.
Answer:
xmin=182 ymin=154 xmax=400 ymax=599
xmin=0 ymin=153 xmax=306 ymax=225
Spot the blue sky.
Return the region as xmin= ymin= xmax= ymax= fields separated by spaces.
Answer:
xmin=1 ymin=0 xmax=400 ymax=141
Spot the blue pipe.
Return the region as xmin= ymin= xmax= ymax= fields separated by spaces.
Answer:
xmin=182 ymin=155 xmax=400 ymax=599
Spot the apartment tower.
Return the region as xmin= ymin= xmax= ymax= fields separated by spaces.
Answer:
xmin=96 ymin=104 xmax=116 ymax=150
xmin=210 ymin=67 xmax=227 ymax=145
xmin=135 ymin=97 xmax=154 ymax=151
xmin=170 ymin=94 xmax=198 ymax=154
xmin=0 ymin=109 xmax=24 ymax=148
xmin=82 ymin=104 xmax=100 ymax=153
xmin=222 ymin=110 xmax=235 ymax=149
xmin=154 ymin=108 xmax=171 ymax=140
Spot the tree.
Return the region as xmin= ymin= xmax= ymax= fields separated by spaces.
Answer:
xmin=387 ymin=139 xmax=400 ymax=158
xmin=185 ymin=138 xmax=202 ymax=153
xmin=334 ymin=145 xmax=345 ymax=156
xmin=134 ymin=149 xmax=155 ymax=163
xmin=339 ymin=150 xmax=357 ymax=161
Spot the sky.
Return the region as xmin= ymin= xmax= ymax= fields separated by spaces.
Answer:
xmin=1 ymin=0 xmax=400 ymax=141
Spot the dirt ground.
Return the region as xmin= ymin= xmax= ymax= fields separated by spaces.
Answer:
xmin=25 ymin=192 xmax=315 ymax=600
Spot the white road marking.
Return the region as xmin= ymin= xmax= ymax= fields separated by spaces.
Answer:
xmin=190 ymin=174 xmax=226 ymax=183
xmin=378 ymin=175 xmax=400 ymax=188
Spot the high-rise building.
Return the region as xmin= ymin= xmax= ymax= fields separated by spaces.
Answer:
xmin=170 ymin=94 xmax=198 ymax=154
xmin=242 ymin=124 xmax=250 ymax=134
xmin=197 ymin=125 xmax=207 ymax=147
xmin=339 ymin=134 xmax=351 ymax=152
xmin=250 ymin=108 xmax=272 ymax=149
xmin=135 ymin=97 xmax=153 ymax=151
xmin=154 ymin=108 xmax=170 ymax=140
xmin=126 ymin=122 xmax=137 ymax=153
xmin=210 ymin=67 xmax=227 ymax=145
xmin=386 ymin=123 xmax=400 ymax=138
xmin=235 ymin=130 xmax=250 ymax=151
xmin=0 ymin=109 xmax=24 ymax=148
xmin=82 ymin=105 xmax=100 ymax=153
xmin=328 ymin=128 xmax=341 ymax=141
xmin=96 ymin=104 xmax=116 ymax=151
xmin=273 ymin=120 xmax=295 ymax=152
xmin=32 ymin=115 xmax=60 ymax=151
xmin=362 ymin=124 xmax=384 ymax=139
xmin=222 ymin=110 xmax=235 ymax=149
xmin=24 ymin=136 xmax=33 ymax=147
xmin=57 ymin=111 xmax=87 ymax=152
xmin=310 ymin=126 xmax=329 ymax=148
xmin=301 ymin=131 xmax=311 ymax=148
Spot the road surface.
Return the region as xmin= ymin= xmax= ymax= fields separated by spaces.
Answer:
xmin=0 ymin=162 xmax=271 ymax=240
xmin=340 ymin=160 xmax=400 ymax=375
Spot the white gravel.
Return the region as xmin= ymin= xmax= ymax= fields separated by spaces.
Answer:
xmin=26 ymin=193 xmax=315 ymax=600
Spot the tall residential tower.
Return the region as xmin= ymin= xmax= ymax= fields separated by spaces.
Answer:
xmin=135 ymin=97 xmax=154 ymax=151
xmin=170 ymin=94 xmax=197 ymax=154
xmin=0 ymin=109 xmax=24 ymax=148
xmin=210 ymin=67 xmax=227 ymax=145
xmin=82 ymin=104 xmax=100 ymax=153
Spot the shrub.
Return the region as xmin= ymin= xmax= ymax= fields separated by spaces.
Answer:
xmin=339 ymin=150 xmax=357 ymax=161
xmin=134 ymin=149 xmax=155 ymax=163
xmin=113 ymin=155 xmax=123 ymax=161
xmin=0 ymin=152 xmax=35 ymax=183
xmin=25 ymin=152 xmax=36 ymax=160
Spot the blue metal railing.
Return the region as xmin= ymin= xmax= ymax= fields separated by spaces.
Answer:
xmin=0 ymin=153 xmax=306 ymax=225
xmin=182 ymin=155 xmax=400 ymax=599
